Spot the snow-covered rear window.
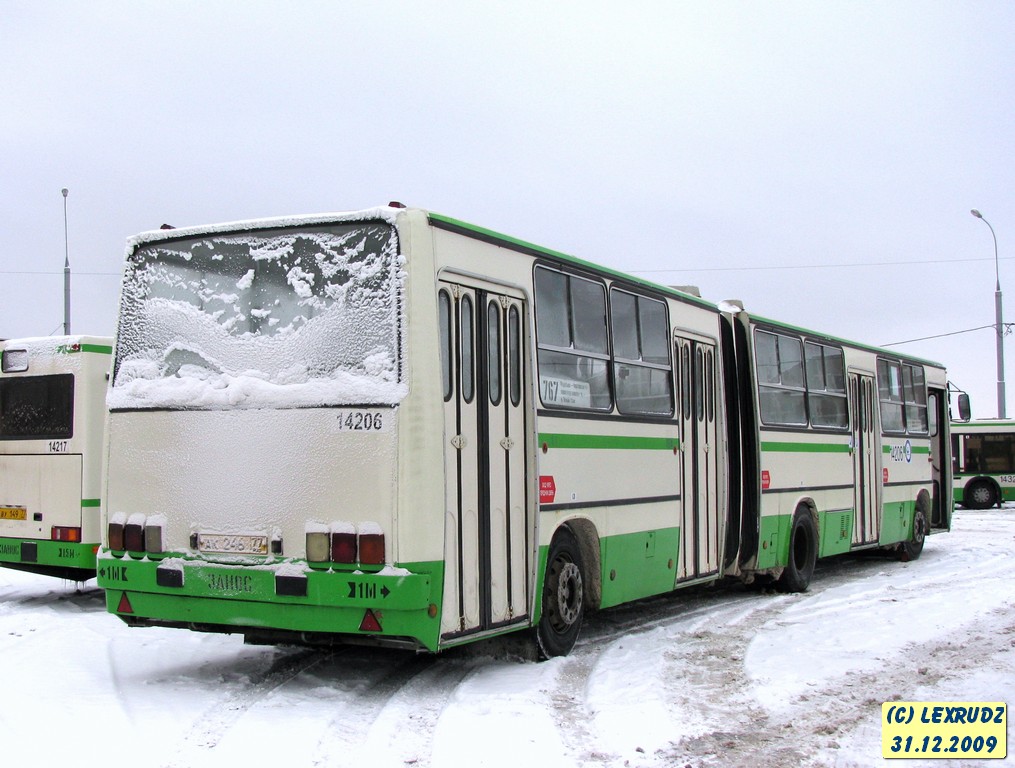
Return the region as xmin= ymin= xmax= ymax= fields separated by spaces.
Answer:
xmin=109 ymin=222 xmax=405 ymax=410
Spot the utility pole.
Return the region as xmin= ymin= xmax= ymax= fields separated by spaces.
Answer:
xmin=62 ymin=188 xmax=71 ymax=335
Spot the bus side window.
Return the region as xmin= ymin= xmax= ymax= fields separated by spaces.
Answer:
xmin=461 ymin=294 xmax=475 ymax=403
xmin=488 ymin=300 xmax=502 ymax=406
xmin=508 ymin=305 xmax=521 ymax=407
xmin=439 ymin=290 xmax=453 ymax=401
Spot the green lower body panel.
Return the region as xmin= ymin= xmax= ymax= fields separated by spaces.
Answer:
xmin=755 ymin=514 xmax=791 ymax=570
xmin=599 ymin=527 xmax=681 ymax=609
xmin=0 ymin=537 xmax=97 ymax=580
xmin=97 ymin=552 xmax=444 ymax=652
xmin=879 ymin=499 xmax=918 ymax=546
xmin=754 ymin=500 xmax=921 ymax=572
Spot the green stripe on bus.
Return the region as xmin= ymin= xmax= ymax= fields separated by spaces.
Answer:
xmin=538 ymin=433 xmax=679 ymax=451
xmin=81 ymin=344 xmax=113 ymax=354
xmin=760 ymin=441 xmax=851 ymax=453
xmin=881 ymin=445 xmax=931 ymax=454
xmin=81 ymin=499 xmax=101 ymax=508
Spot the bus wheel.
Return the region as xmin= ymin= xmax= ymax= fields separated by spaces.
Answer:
xmin=898 ymin=506 xmax=927 ymax=562
xmin=965 ymin=480 xmax=997 ymax=510
xmin=536 ymin=527 xmax=584 ymax=658
xmin=777 ymin=509 xmax=818 ymax=593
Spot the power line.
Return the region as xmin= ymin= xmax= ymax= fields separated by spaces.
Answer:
xmin=631 ymin=254 xmax=1012 ymax=275
xmin=0 ymin=269 xmax=120 ymax=276
xmin=882 ymin=324 xmax=1013 ymax=348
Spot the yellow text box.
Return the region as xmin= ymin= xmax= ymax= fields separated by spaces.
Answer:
xmin=882 ymin=702 xmax=1006 ymax=759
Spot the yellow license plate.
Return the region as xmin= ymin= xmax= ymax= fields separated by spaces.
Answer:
xmin=0 ymin=507 xmax=27 ymax=521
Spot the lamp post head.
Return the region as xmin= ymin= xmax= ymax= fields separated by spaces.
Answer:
xmin=971 ymin=209 xmax=983 ymax=219
xmin=61 ymin=188 xmax=68 ymax=198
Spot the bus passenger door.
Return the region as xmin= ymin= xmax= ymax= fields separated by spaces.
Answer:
xmin=849 ymin=373 xmax=880 ymax=546
xmin=439 ymin=281 xmax=529 ymax=640
xmin=676 ymin=337 xmax=721 ymax=582
xmin=928 ymin=387 xmax=950 ymax=529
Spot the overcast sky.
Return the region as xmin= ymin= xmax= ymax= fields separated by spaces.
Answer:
xmin=3 ymin=1 xmax=1014 ymax=418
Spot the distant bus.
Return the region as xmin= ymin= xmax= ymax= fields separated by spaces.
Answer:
xmin=97 ymin=206 xmax=952 ymax=656
xmin=0 ymin=336 xmax=113 ymax=580
xmin=951 ymin=419 xmax=1015 ymax=508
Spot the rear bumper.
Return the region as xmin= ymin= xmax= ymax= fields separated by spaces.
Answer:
xmin=96 ymin=551 xmax=443 ymax=652
xmin=0 ymin=537 xmax=97 ymax=580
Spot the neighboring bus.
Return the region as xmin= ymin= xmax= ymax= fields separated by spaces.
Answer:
xmin=951 ymin=420 xmax=1015 ymax=509
xmin=0 ymin=335 xmax=113 ymax=580
xmin=97 ymin=206 xmax=952 ymax=656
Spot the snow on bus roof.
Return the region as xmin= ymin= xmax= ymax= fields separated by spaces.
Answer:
xmin=125 ymin=206 xmax=402 ymax=249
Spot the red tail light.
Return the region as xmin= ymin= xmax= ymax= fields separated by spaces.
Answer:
xmin=331 ymin=531 xmax=357 ymax=563
xmin=108 ymin=520 xmax=125 ymax=551
xmin=359 ymin=532 xmax=385 ymax=565
xmin=51 ymin=526 xmax=82 ymax=543
xmin=124 ymin=518 xmax=145 ymax=552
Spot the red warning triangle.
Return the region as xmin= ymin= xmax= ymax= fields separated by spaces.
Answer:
xmin=359 ymin=609 xmax=382 ymax=632
xmin=117 ymin=592 xmax=134 ymax=614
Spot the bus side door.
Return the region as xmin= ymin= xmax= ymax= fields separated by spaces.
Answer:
xmin=439 ymin=281 xmax=529 ymax=640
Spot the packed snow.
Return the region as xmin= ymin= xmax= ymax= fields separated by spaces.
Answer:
xmin=1 ymin=507 xmax=1012 ymax=768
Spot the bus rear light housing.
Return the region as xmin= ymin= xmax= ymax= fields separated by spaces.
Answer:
xmin=108 ymin=513 xmax=127 ymax=551
xmin=306 ymin=525 xmax=330 ymax=563
xmin=359 ymin=529 xmax=385 ymax=565
xmin=124 ymin=513 xmax=147 ymax=552
xmin=51 ymin=526 xmax=82 ymax=543
xmin=144 ymin=515 xmax=167 ymax=554
xmin=331 ymin=531 xmax=357 ymax=563
xmin=305 ymin=521 xmax=386 ymax=565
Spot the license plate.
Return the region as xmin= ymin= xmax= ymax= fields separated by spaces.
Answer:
xmin=197 ymin=533 xmax=268 ymax=555
xmin=0 ymin=506 xmax=27 ymax=521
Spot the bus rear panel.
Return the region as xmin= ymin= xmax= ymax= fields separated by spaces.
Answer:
xmin=0 ymin=336 xmax=112 ymax=580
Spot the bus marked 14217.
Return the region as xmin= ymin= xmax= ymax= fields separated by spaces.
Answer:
xmin=1 ymin=336 xmax=112 ymax=581
xmin=96 ymin=206 xmax=953 ymax=657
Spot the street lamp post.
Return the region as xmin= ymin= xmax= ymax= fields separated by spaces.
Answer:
xmin=62 ymin=188 xmax=70 ymax=336
xmin=971 ymin=209 xmax=1005 ymax=418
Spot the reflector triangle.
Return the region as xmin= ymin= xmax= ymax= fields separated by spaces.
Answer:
xmin=359 ymin=609 xmax=382 ymax=632
xmin=117 ymin=592 xmax=134 ymax=614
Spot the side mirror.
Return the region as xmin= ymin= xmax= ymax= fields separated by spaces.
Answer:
xmin=957 ymin=393 xmax=971 ymax=422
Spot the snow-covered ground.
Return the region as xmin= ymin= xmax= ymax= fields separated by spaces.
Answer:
xmin=1 ymin=508 xmax=1012 ymax=768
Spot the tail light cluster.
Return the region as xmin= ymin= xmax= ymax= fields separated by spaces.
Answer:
xmin=107 ymin=512 xmax=166 ymax=555
xmin=51 ymin=526 xmax=82 ymax=543
xmin=306 ymin=522 xmax=385 ymax=566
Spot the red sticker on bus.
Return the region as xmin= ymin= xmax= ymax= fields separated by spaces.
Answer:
xmin=761 ymin=470 xmax=771 ymax=490
xmin=539 ymin=476 xmax=556 ymax=504
xmin=883 ymin=468 xmax=889 ymax=484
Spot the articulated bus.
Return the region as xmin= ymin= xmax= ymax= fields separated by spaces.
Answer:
xmin=951 ymin=420 xmax=1015 ymax=509
xmin=0 ymin=336 xmax=113 ymax=580
xmin=97 ymin=206 xmax=952 ymax=656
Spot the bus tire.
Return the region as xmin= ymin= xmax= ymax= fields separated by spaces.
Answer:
xmin=898 ymin=505 xmax=927 ymax=562
xmin=777 ymin=509 xmax=818 ymax=593
xmin=964 ymin=479 xmax=997 ymax=510
xmin=536 ymin=527 xmax=584 ymax=659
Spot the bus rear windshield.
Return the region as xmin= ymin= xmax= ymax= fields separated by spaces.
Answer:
xmin=0 ymin=374 xmax=74 ymax=439
xmin=109 ymin=221 xmax=404 ymax=411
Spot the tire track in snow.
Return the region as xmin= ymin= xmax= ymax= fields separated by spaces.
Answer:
xmin=160 ymin=645 xmax=335 ymax=766
xmin=310 ymin=652 xmax=481 ymax=767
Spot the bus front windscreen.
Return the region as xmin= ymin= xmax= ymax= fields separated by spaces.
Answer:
xmin=109 ymin=221 xmax=404 ymax=410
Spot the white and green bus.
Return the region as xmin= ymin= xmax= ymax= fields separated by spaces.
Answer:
xmin=97 ymin=206 xmax=952 ymax=656
xmin=0 ymin=335 xmax=113 ymax=581
xmin=951 ymin=419 xmax=1015 ymax=509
